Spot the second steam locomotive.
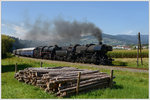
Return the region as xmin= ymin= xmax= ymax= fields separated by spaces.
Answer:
xmin=13 ymin=42 xmax=113 ymax=65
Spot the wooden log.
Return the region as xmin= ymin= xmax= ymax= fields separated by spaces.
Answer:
xmin=49 ymin=70 xmax=99 ymax=75
xmin=18 ymin=79 xmax=24 ymax=82
xmin=29 ymin=68 xmax=84 ymax=72
xmin=36 ymin=72 xmax=49 ymax=77
xmin=43 ymin=71 xmax=106 ymax=78
xmin=46 ymin=82 xmax=56 ymax=89
xmin=63 ymin=83 xmax=108 ymax=97
xmin=78 ymin=77 xmax=109 ymax=85
xmin=32 ymin=81 xmax=36 ymax=86
xmin=36 ymin=84 xmax=46 ymax=87
xmin=37 ymin=80 xmax=46 ymax=84
xmin=59 ymin=80 xmax=108 ymax=93
xmin=43 ymin=70 xmax=100 ymax=77
xmin=18 ymin=70 xmax=26 ymax=74
xmin=55 ymin=72 xmax=105 ymax=79
xmin=14 ymin=67 xmax=113 ymax=97
xmin=59 ymin=92 xmax=67 ymax=97
xmin=58 ymin=77 xmax=109 ymax=91
xmin=51 ymin=74 xmax=110 ymax=84
xmin=45 ymin=88 xmax=50 ymax=92
xmin=58 ymin=81 xmax=109 ymax=96
xmin=25 ymin=80 xmax=29 ymax=84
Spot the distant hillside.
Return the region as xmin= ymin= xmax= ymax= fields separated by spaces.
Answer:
xmin=10 ymin=33 xmax=148 ymax=49
xmin=80 ymin=34 xmax=149 ymax=45
xmin=11 ymin=36 xmax=52 ymax=49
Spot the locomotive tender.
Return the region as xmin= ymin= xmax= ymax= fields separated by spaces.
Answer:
xmin=14 ymin=43 xmax=113 ymax=65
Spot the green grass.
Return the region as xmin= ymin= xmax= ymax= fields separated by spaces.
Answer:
xmin=107 ymin=49 xmax=148 ymax=58
xmin=112 ymin=58 xmax=149 ymax=69
xmin=1 ymin=72 xmax=59 ymax=99
xmin=1 ymin=56 xmax=149 ymax=99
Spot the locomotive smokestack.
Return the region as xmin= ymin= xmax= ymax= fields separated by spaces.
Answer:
xmin=99 ymin=42 xmax=102 ymax=45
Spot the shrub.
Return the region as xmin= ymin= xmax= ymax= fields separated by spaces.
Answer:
xmin=2 ymin=34 xmax=15 ymax=58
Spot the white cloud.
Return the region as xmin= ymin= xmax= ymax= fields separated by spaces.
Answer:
xmin=10 ymin=24 xmax=27 ymax=39
xmin=2 ymin=23 xmax=28 ymax=39
xmin=13 ymin=25 xmax=27 ymax=34
xmin=118 ymin=30 xmax=134 ymax=35
xmin=126 ymin=30 xmax=134 ymax=35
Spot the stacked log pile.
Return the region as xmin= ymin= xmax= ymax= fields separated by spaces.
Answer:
xmin=14 ymin=67 xmax=115 ymax=97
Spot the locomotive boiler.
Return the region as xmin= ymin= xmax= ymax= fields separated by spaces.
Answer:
xmin=13 ymin=43 xmax=113 ymax=65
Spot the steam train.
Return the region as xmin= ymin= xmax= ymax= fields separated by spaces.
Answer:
xmin=13 ymin=43 xmax=113 ymax=65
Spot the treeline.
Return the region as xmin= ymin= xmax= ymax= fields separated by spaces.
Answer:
xmin=2 ymin=35 xmax=39 ymax=58
xmin=2 ymin=35 xmax=15 ymax=58
xmin=2 ymin=35 xmax=52 ymax=57
xmin=10 ymin=36 xmax=51 ymax=49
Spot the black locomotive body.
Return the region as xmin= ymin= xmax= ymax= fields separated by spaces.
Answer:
xmin=73 ymin=44 xmax=112 ymax=65
xmin=14 ymin=43 xmax=113 ymax=65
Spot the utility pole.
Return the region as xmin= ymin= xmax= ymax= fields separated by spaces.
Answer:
xmin=137 ymin=32 xmax=143 ymax=66
xmin=137 ymin=33 xmax=139 ymax=66
xmin=138 ymin=32 xmax=143 ymax=65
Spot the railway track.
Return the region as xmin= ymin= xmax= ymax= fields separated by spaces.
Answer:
xmin=19 ymin=56 xmax=149 ymax=73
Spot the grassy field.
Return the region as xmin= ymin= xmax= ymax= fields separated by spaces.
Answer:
xmin=107 ymin=49 xmax=148 ymax=58
xmin=1 ymin=56 xmax=149 ymax=99
xmin=112 ymin=58 xmax=148 ymax=69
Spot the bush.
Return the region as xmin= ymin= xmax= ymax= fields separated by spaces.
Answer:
xmin=2 ymin=35 xmax=15 ymax=58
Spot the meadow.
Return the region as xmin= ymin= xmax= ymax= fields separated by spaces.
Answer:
xmin=107 ymin=49 xmax=149 ymax=69
xmin=1 ymin=56 xmax=149 ymax=99
xmin=112 ymin=58 xmax=148 ymax=69
xmin=107 ymin=49 xmax=148 ymax=58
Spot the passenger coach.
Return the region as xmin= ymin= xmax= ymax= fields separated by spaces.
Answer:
xmin=14 ymin=47 xmax=36 ymax=57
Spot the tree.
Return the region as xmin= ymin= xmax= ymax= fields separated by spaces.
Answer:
xmin=2 ymin=34 xmax=15 ymax=58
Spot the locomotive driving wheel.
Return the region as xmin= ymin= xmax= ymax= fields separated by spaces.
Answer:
xmin=99 ymin=56 xmax=107 ymax=65
xmin=91 ymin=53 xmax=99 ymax=65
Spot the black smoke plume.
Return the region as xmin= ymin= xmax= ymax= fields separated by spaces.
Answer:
xmin=24 ymin=17 xmax=102 ymax=45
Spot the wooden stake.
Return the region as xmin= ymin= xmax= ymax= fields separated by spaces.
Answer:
xmin=109 ymin=70 xmax=113 ymax=88
xmin=15 ymin=63 xmax=17 ymax=73
xmin=137 ymin=33 xmax=139 ymax=66
xmin=76 ymin=72 xmax=81 ymax=94
xmin=40 ymin=62 xmax=43 ymax=67
xmin=138 ymin=32 xmax=143 ymax=65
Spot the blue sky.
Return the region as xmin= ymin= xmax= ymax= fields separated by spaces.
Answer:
xmin=1 ymin=1 xmax=149 ymax=39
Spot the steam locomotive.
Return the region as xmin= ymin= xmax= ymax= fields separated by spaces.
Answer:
xmin=13 ymin=42 xmax=113 ymax=65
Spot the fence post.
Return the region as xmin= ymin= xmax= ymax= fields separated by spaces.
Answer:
xmin=76 ymin=72 xmax=81 ymax=94
xmin=15 ymin=63 xmax=17 ymax=73
xmin=40 ymin=61 xmax=43 ymax=67
xmin=138 ymin=32 xmax=143 ymax=65
xmin=109 ymin=70 xmax=114 ymax=88
xmin=137 ymin=33 xmax=139 ymax=66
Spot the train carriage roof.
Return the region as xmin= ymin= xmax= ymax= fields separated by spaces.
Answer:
xmin=17 ymin=47 xmax=36 ymax=51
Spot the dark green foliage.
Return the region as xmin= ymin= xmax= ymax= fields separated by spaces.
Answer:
xmin=2 ymin=35 xmax=15 ymax=58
